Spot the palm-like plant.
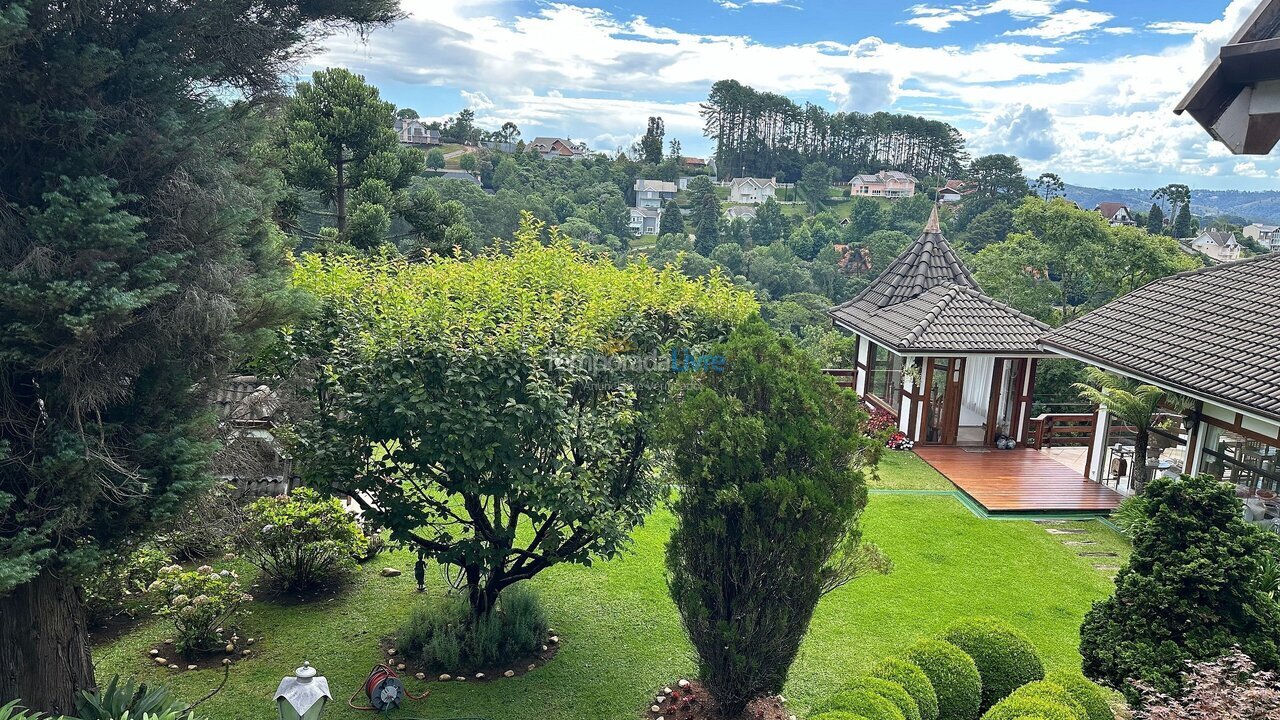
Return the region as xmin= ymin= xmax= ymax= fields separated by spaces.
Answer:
xmin=1073 ymin=367 xmax=1187 ymax=490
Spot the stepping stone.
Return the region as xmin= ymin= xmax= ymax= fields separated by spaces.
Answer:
xmin=1093 ymin=565 xmax=1121 ymax=572
xmin=1033 ymin=520 xmax=1067 ymax=525
xmin=1078 ymin=551 xmax=1119 ymax=558
xmin=1063 ymin=540 xmax=1096 ymax=546
xmin=1045 ymin=528 xmax=1084 ymax=535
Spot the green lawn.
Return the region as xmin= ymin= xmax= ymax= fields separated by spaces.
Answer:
xmin=94 ymin=457 xmax=1127 ymax=720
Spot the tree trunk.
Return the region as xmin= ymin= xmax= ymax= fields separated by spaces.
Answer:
xmin=0 ymin=568 xmax=96 ymax=714
xmin=335 ymin=157 xmax=347 ymax=233
xmin=1134 ymin=429 xmax=1152 ymax=494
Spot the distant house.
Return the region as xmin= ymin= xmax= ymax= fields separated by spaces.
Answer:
xmin=937 ymin=179 xmax=973 ymax=203
xmin=1191 ymin=229 xmax=1243 ymax=262
xmin=629 ymin=207 xmax=663 ymax=236
xmin=680 ymin=156 xmax=708 ymax=170
xmin=394 ymin=118 xmax=441 ymax=147
xmin=728 ymin=177 xmax=777 ymax=204
xmin=434 ymin=169 xmax=481 ymax=186
xmin=635 ymin=179 xmax=678 ymax=209
xmin=1244 ymin=222 xmax=1280 ymax=250
xmin=529 ymin=136 xmax=590 ymax=160
xmin=1094 ymin=202 xmax=1136 ymax=226
xmin=849 ymin=170 xmax=918 ymax=199
xmin=479 ymin=139 xmax=517 ymax=153
xmin=725 ymin=205 xmax=757 ymax=222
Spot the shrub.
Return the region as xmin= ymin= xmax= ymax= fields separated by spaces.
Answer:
xmin=1042 ymin=672 xmax=1112 ymax=720
xmin=981 ymin=696 xmax=1078 ymax=720
xmin=153 ymin=482 xmax=243 ymax=562
xmin=399 ymin=584 xmax=547 ymax=671
xmin=902 ymin=639 xmax=982 ymax=720
xmin=1003 ymin=681 xmax=1086 ymax=720
xmin=809 ymin=713 xmax=866 ymax=720
xmin=941 ymin=618 xmax=1044 ymax=710
xmin=147 ymin=564 xmax=251 ymax=654
xmin=75 ymin=675 xmax=197 ymax=720
xmin=1080 ymin=474 xmax=1280 ymax=704
xmin=1132 ymin=647 xmax=1280 ymax=720
xmin=819 ymin=689 xmax=904 ymax=720
xmin=236 ymin=488 xmax=366 ymax=593
xmin=873 ymin=658 xmax=939 ymax=720
xmin=842 ymin=678 xmax=920 ymax=720
xmin=83 ymin=545 xmax=171 ymax=625
xmin=660 ymin=319 xmax=885 ymax=718
xmin=0 ymin=701 xmax=45 ymax=720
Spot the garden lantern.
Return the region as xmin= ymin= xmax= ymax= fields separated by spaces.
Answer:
xmin=275 ymin=661 xmax=330 ymax=720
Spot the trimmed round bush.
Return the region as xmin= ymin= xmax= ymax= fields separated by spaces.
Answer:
xmin=903 ymin=639 xmax=982 ymax=720
xmin=981 ymin=696 xmax=1077 ymax=720
xmin=820 ymin=689 xmax=905 ymax=720
xmin=846 ymin=677 xmax=921 ymax=720
xmin=1005 ymin=682 xmax=1086 ymax=720
xmin=874 ymin=657 xmax=939 ymax=720
xmin=810 ymin=713 xmax=870 ymax=720
xmin=940 ymin=618 xmax=1045 ymax=710
xmin=1043 ymin=672 xmax=1112 ymax=720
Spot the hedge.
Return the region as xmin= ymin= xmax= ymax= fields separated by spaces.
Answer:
xmin=1004 ymin=681 xmax=1087 ymax=720
xmin=820 ymin=689 xmax=905 ymax=720
xmin=980 ymin=695 xmax=1078 ymax=720
xmin=1042 ymin=672 xmax=1113 ymax=720
xmin=940 ymin=618 xmax=1045 ymax=710
xmin=903 ymin=639 xmax=982 ymax=720
xmin=873 ymin=657 xmax=939 ymax=720
xmin=846 ymin=677 xmax=922 ymax=720
xmin=810 ymin=713 xmax=870 ymax=720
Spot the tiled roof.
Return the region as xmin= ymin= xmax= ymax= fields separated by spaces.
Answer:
xmin=1095 ymin=202 xmax=1129 ymax=220
xmin=635 ymin=179 xmax=678 ymax=193
xmin=1041 ymin=253 xmax=1280 ymax=422
xmin=828 ymin=206 xmax=1048 ymax=354
xmin=832 ymin=284 xmax=1050 ymax=353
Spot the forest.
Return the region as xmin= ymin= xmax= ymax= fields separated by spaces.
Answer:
xmin=700 ymin=79 xmax=968 ymax=182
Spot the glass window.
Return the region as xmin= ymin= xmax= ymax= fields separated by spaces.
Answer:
xmin=865 ymin=343 xmax=903 ymax=413
xmin=1199 ymin=424 xmax=1280 ymax=496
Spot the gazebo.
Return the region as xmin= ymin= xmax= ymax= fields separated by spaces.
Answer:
xmin=828 ymin=207 xmax=1054 ymax=448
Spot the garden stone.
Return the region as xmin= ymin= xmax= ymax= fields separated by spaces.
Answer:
xmin=149 ymin=649 xmax=159 ymax=656
xmin=439 ymin=674 xmax=451 ymax=681
xmin=678 ymin=679 xmax=691 ymax=688
xmin=225 ymin=643 xmax=235 ymax=653
xmin=241 ymin=649 xmax=251 ymax=656
xmin=246 ymin=637 xmax=255 ymax=645
xmin=663 ymin=687 xmax=672 ymax=694
xmin=396 ymin=663 xmax=405 ymax=670
xmin=222 ymin=658 xmax=232 ymax=665
xmin=528 ymin=664 xmax=537 ymax=671
xmin=168 ymin=664 xmax=179 ymax=670
xmin=381 ymin=567 xmax=401 ymax=577
xmin=540 ymin=644 xmax=547 ymax=651
xmin=548 ymin=635 xmax=559 ymax=644
xmin=474 ymin=672 xmax=485 ymax=680
xmin=655 ymin=695 xmax=665 ymax=703
xmin=504 ymin=670 xmax=514 ymax=678
xmin=650 ymin=705 xmax=661 ymax=713
xmin=187 ymin=665 xmax=197 ymax=671
xmin=387 ymin=648 xmax=396 ymax=656
xmin=456 ymin=676 xmax=465 ymax=682
xmin=164 ymin=638 xmax=174 ymax=644
xmin=416 ymin=673 xmax=426 ymax=680
xmin=154 ymin=657 xmax=167 ymax=665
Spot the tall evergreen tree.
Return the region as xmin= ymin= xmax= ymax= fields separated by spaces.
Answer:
xmin=751 ymin=198 xmax=788 ymax=247
xmin=639 ymin=116 xmax=665 ymax=165
xmin=688 ymin=176 xmax=723 ymax=254
xmin=658 ymin=200 xmax=686 ymax=237
xmin=1173 ymin=202 xmax=1193 ymax=239
xmin=0 ymin=0 xmax=400 ymax=711
xmin=1145 ymin=203 xmax=1165 ymax=235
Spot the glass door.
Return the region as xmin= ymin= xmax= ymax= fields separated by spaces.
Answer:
xmin=925 ymin=358 xmax=966 ymax=445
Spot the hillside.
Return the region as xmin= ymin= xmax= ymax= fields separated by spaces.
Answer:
xmin=1063 ymin=184 xmax=1280 ymax=224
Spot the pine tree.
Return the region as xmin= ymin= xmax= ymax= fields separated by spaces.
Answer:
xmin=1146 ymin=203 xmax=1165 ymax=235
xmin=658 ymin=200 xmax=686 ymax=237
xmin=0 ymin=0 xmax=399 ymax=711
xmin=687 ymin=176 xmax=723 ymax=255
xmin=639 ymin=116 xmax=665 ymax=165
xmin=1173 ymin=202 xmax=1193 ymax=239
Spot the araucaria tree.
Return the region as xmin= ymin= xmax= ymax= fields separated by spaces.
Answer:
xmin=660 ymin=318 xmax=889 ymax=718
xmin=0 ymin=0 xmax=399 ymax=711
xmin=1080 ymin=474 xmax=1280 ymax=705
xmin=278 ymin=67 xmax=424 ymax=245
xmin=273 ymin=216 xmax=756 ymax=616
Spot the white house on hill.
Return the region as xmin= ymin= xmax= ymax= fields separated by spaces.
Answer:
xmin=728 ymin=177 xmax=776 ymax=204
xmin=1191 ymin=229 xmax=1243 ymax=263
xmin=1094 ymin=202 xmax=1136 ymax=226
xmin=1244 ymin=223 xmax=1280 ymax=250
xmin=849 ymin=170 xmax=917 ymax=199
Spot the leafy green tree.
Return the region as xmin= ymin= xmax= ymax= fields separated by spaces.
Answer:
xmin=688 ymin=176 xmax=723 ymax=254
xmin=0 ymin=0 xmax=397 ymax=710
xmin=1145 ymin=203 xmax=1164 ymax=235
xmin=968 ymin=155 xmax=1029 ymax=200
xmin=425 ymin=148 xmax=446 ymax=170
xmin=864 ymin=230 xmax=913 ymax=275
xmin=499 ymin=121 xmax=520 ymax=142
xmin=1173 ymin=202 xmax=1193 ymax=239
xmin=710 ymin=243 xmax=745 ymax=275
xmin=1031 ymin=172 xmax=1065 ymax=201
xmin=396 ymin=107 xmax=420 ymax=119
xmin=798 ymin=162 xmax=833 ymax=213
xmin=1081 ymin=474 xmax=1280 ymax=704
xmin=963 ymin=202 xmax=1014 ymax=252
xmin=658 ymin=199 xmax=686 ymax=237
xmin=752 ymin=197 xmax=788 ymax=246
xmin=848 ymin=197 xmax=884 ymax=240
xmin=459 ymin=152 xmax=478 ymax=174
xmin=492 ymin=156 xmax=520 ymax=189
xmin=1073 ymin=368 xmax=1186 ymax=483
xmin=443 ymin=107 xmax=476 ymax=142
xmin=660 ymin=319 xmax=887 ymax=718
xmin=639 ymin=116 xmax=665 ymax=164
xmin=274 ymin=216 xmax=756 ymax=617
xmin=279 ymin=67 xmax=422 ymax=236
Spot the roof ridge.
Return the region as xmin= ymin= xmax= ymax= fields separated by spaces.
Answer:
xmin=903 ymin=285 xmax=962 ymax=347
xmin=951 ymin=284 xmax=1052 ymax=331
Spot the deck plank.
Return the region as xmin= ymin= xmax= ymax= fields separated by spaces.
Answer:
xmin=914 ymin=447 xmax=1123 ymax=513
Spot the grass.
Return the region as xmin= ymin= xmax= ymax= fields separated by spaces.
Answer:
xmin=94 ymin=457 xmax=1128 ymax=720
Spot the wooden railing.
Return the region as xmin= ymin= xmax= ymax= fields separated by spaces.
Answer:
xmin=823 ymin=368 xmax=856 ymax=390
xmin=1028 ymin=413 xmax=1096 ymax=450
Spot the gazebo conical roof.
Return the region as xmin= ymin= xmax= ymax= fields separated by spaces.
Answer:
xmin=828 ymin=206 xmax=1049 ymax=354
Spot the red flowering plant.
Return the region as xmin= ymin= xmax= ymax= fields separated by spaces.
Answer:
xmin=886 ymin=431 xmax=915 ymax=451
xmin=864 ymin=409 xmax=897 ymax=438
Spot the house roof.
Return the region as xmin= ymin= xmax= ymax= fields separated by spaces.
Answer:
xmin=730 ymin=177 xmax=776 ymax=190
xmin=212 ymin=376 xmax=280 ymax=425
xmin=1094 ymin=202 xmax=1130 ymax=220
xmin=828 ymin=206 xmax=1048 ymax=354
xmin=851 ymin=170 xmax=919 ymax=185
xmin=1041 ymin=253 xmax=1280 ymax=423
xmin=635 ymin=179 xmax=678 ymax=193
xmin=1195 ymin=229 xmax=1239 ymax=247
xmin=725 ymin=205 xmax=757 ymax=220
xmin=1248 ymin=222 xmax=1280 ymax=232
xmin=630 ymin=207 xmax=662 ymax=219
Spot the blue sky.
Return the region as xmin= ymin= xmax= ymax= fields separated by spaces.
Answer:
xmin=309 ymin=0 xmax=1280 ymax=190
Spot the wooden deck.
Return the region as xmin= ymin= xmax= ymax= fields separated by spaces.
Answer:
xmin=914 ymin=446 xmax=1123 ymax=513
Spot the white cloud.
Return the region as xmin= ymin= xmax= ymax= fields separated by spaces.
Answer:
xmin=717 ymin=0 xmax=796 ymax=8
xmin=1004 ymin=9 xmax=1114 ymax=40
xmin=308 ymin=0 xmax=1280 ymax=184
xmin=1234 ymin=161 xmax=1268 ymax=178
xmin=1147 ymin=21 xmax=1214 ymax=35
xmin=905 ymin=0 xmax=1064 ymax=33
